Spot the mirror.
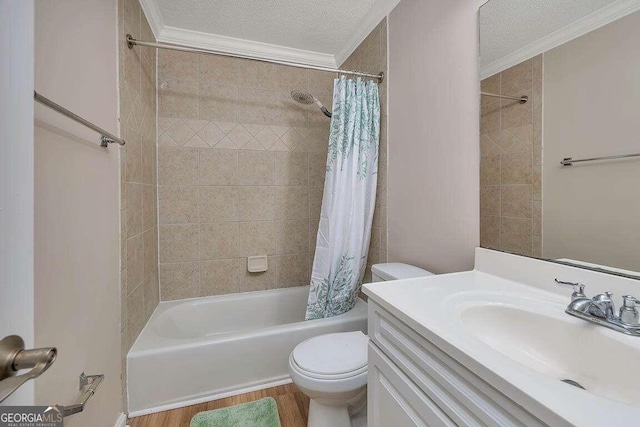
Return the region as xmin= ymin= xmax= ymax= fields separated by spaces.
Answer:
xmin=479 ymin=0 xmax=640 ymax=278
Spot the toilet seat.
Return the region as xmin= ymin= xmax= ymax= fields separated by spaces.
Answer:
xmin=292 ymin=331 xmax=368 ymax=379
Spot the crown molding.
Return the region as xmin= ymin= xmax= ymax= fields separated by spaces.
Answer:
xmin=480 ymin=0 xmax=640 ymax=79
xmin=334 ymin=0 xmax=402 ymax=67
xmin=157 ymin=26 xmax=337 ymax=68
xmin=138 ymin=0 xmax=164 ymax=39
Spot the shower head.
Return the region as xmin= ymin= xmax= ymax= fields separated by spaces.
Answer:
xmin=290 ymin=90 xmax=332 ymax=118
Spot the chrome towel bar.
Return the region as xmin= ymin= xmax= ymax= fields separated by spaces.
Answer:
xmin=34 ymin=91 xmax=125 ymax=147
xmin=561 ymin=152 xmax=640 ymax=166
xmin=481 ymin=91 xmax=528 ymax=104
xmin=62 ymin=372 xmax=105 ymax=417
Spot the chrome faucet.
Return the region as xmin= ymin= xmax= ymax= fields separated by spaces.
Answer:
xmin=555 ymin=279 xmax=640 ymax=337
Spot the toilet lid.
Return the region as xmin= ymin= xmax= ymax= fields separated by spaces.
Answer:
xmin=292 ymin=331 xmax=368 ymax=376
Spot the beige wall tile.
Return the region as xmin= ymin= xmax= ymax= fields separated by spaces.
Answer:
xmin=308 ymin=70 xmax=336 ymax=93
xmin=238 ymin=186 xmax=275 ymax=221
xmin=199 ymin=186 xmax=238 ymax=222
xmin=276 ymin=220 xmax=310 ymax=255
xmin=237 ymin=60 xmax=277 ymax=89
xmin=238 ymin=256 xmax=276 ymax=292
xmin=238 ymin=221 xmax=276 ymax=256
xmin=126 ymin=284 xmax=145 ymax=340
xmin=238 ymin=150 xmax=275 ymax=185
xmin=308 ymin=152 xmax=327 ymax=186
xmin=501 ymin=217 xmax=532 ymax=254
xmin=159 ymin=50 xmax=198 ymax=81
xmin=127 ymin=233 xmax=144 ymax=289
xmin=200 ymin=222 xmax=239 ymax=260
xmin=142 ymin=184 xmax=157 ymax=230
xmin=159 ymin=225 xmax=200 ymax=263
xmin=199 ymin=148 xmax=238 ymax=186
xmin=199 ymin=82 xmax=239 ymax=122
xmin=143 ymin=268 xmax=159 ymax=319
xmin=158 ymin=147 xmax=199 ymax=185
xmin=160 ymin=262 xmax=200 ymax=301
xmin=126 ymin=182 xmax=143 ymax=236
xmin=159 ymin=79 xmax=198 ymax=118
xmin=480 ymin=101 xmax=501 ymax=135
xmin=276 ymin=254 xmax=310 ymax=287
xmin=533 ymin=200 xmax=542 ymax=236
xmin=480 ymin=185 xmax=500 ymax=217
xmin=158 ymin=186 xmax=199 ymax=224
xmin=275 ymin=152 xmax=308 ymax=186
xmin=238 ymin=87 xmax=276 ymax=125
xmin=200 ymin=259 xmax=239 ymax=296
xmin=501 ymin=185 xmax=532 ymax=218
xmin=480 ymin=155 xmax=501 ymax=185
xmin=501 ymin=95 xmax=532 ymax=129
xmin=143 ymin=228 xmax=157 ymax=279
xmin=501 ymin=59 xmax=532 ymax=95
xmin=501 ymin=151 xmax=532 ymax=185
xmin=480 ymin=215 xmax=500 ymax=249
xmin=199 ymin=55 xmax=238 ymax=85
xmin=275 ymin=186 xmax=309 ymax=220
xmin=125 ymin=126 xmax=143 ymax=183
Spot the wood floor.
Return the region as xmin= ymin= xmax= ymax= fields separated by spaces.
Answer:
xmin=128 ymin=384 xmax=309 ymax=427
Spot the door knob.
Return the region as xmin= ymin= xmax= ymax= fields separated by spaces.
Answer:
xmin=0 ymin=335 xmax=57 ymax=402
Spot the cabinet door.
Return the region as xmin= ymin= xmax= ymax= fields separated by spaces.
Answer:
xmin=368 ymin=343 xmax=456 ymax=427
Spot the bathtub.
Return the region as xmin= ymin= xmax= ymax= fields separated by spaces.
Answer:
xmin=127 ymin=286 xmax=368 ymax=416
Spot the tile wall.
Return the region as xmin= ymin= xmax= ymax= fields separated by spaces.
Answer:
xmin=341 ymin=19 xmax=389 ymax=282
xmin=156 ymin=18 xmax=389 ymax=298
xmin=156 ymin=52 xmax=334 ymax=299
xmin=118 ymin=0 xmax=158 ymax=409
xmin=479 ymin=55 xmax=542 ymax=257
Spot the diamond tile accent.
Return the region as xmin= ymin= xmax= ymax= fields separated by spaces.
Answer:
xmin=198 ymin=122 xmax=225 ymax=147
xmin=227 ymin=124 xmax=253 ymax=147
xmin=166 ymin=120 xmax=196 ymax=146
xmin=254 ymin=127 xmax=279 ymax=150
xmin=184 ymin=119 xmax=209 ymax=133
xmin=281 ymin=128 xmax=302 ymax=151
xmin=214 ymin=121 xmax=238 ymax=134
xmin=269 ymin=125 xmax=289 ymax=138
xmin=215 ymin=137 xmax=237 ymax=150
xmin=184 ymin=134 xmax=209 ymax=148
xmin=158 ymin=133 xmax=179 ymax=147
xmin=269 ymin=140 xmax=289 ymax=151
xmin=242 ymin=123 xmax=265 ymax=136
xmin=158 ymin=117 xmax=178 ymax=132
xmin=241 ymin=138 xmax=265 ymax=151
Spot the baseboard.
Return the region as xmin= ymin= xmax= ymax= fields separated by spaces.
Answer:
xmin=114 ymin=412 xmax=128 ymax=427
xmin=127 ymin=378 xmax=293 ymax=418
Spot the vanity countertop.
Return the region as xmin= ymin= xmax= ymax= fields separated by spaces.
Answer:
xmin=363 ymin=249 xmax=640 ymax=426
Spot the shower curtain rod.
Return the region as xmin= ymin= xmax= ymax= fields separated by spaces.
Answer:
xmin=126 ymin=35 xmax=384 ymax=83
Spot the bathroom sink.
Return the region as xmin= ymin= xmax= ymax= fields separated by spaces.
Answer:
xmin=460 ymin=304 xmax=640 ymax=405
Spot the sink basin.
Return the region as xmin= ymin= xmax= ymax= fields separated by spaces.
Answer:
xmin=460 ymin=304 xmax=640 ymax=406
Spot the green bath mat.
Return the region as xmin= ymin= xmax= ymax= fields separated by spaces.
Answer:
xmin=190 ymin=397 xmax=281 ymax=427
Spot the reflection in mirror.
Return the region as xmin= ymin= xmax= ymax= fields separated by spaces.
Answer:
xmin=479 ymin=1 xmax=640 ymax=277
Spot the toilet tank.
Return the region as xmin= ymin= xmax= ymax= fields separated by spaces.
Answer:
xmin=371 ymin=263 xmax=433 ymax=282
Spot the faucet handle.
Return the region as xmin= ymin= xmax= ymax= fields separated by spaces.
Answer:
xmin=620 ymin=296 xmax=639 ymax=325
xmin=555 ymin=279 xmax=586 ymax=300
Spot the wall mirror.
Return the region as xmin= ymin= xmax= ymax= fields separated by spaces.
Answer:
xmin=479 ymin=0 xmax=640 ymax=278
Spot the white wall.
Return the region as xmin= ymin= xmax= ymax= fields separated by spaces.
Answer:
xmin=387 ymin=0 xmax=480 ymax=273
xmin=543 ymin=11 xmax=640 ymax=272
xmin=0 ymin=0 xmax=35 ymax=405
xmin=33 ymin=0 xmax=122 ymax=424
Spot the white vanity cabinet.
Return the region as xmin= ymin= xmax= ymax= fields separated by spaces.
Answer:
xmin=367 ymin=301 xmax=547 ymax=427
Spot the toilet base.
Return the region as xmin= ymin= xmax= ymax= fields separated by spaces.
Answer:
xmin=308 ymin=400 xmax=351 ymax=427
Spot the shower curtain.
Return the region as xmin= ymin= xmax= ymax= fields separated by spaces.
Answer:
xmin=305 ymin=76 xmax=380 ymax=320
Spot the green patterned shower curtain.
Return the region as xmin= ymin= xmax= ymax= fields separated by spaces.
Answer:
xmin=305 ymin=76 xmax=381 ymax=320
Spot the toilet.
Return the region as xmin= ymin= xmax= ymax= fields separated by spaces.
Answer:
xmin=289 ymin=263 xmax=433 ymax=427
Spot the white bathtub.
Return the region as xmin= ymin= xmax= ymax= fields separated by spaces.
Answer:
xmin=127 ymin=286 xmax=368 ymax=416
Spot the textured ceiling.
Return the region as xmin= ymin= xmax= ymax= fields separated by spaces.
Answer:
xmin=155 ymin=0 xmax=379 ymax=55
xmin=480 ymin=0 xmax=619 ymax=68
